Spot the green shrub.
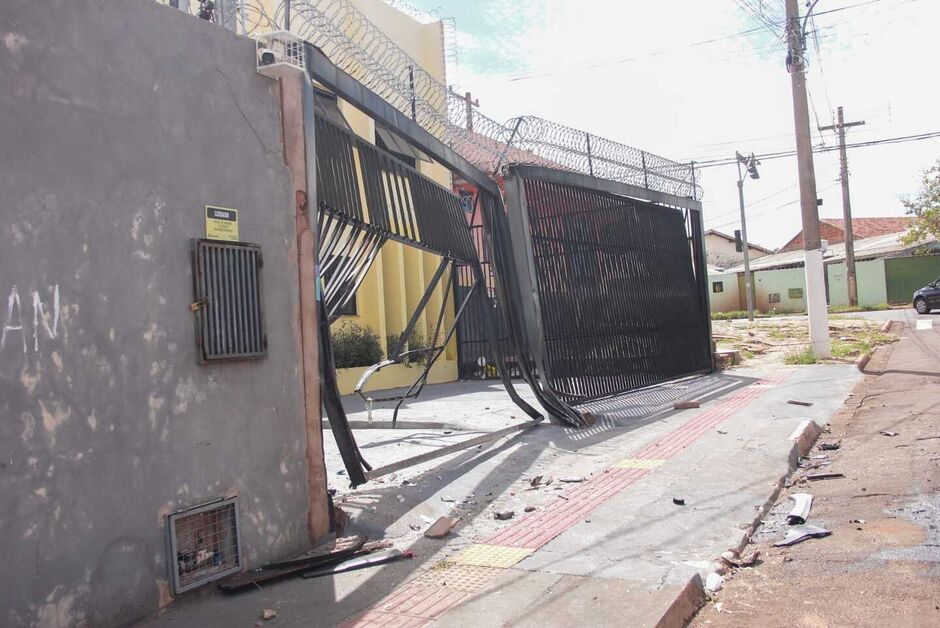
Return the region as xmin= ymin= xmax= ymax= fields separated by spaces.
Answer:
xmin=387 ymin=329 xmax=429 ymax=365
xmin=332 ymin=322 xmax=384 ymax=369
xmin=828 ymin=303 xmax=891 ymax=313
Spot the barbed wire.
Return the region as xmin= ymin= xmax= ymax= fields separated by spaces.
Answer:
xmin=158 ymin=0 xmax=699 ymax=199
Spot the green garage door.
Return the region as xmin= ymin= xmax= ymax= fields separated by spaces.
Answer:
xmin=885 ymin=255 xmax=940 ymax=304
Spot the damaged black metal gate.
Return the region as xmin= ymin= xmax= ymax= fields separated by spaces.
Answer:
xmin=498 ymin=166 xmax=713 ymax=425
xmin=305 ymin=48 xmax=542 ymax=487
xmin=304 ymin=42 xmax=713 ymax=484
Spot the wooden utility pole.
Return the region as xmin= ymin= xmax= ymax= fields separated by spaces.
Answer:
xmin=464 ymin=91 xmax=479 ymax=132
xmin=821 ymin=107 xmax=865 ymax=306
xmin=785 ymin=0 xmax=830 ymax=358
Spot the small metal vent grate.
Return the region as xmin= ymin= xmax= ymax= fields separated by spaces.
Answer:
xmin=192 ymin=239 xmax=267 ymax=362
xmin=166 ymin=498 xmax=242 ymax=594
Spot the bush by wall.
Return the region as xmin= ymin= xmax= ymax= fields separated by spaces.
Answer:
xmin=332 ymin=323 xmax=384 ymax=368
xmin=386 ymin=330 xmax=428 ymax=365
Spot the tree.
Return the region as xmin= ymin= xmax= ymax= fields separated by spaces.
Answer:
xmin=901 ymin=159 xmax=940 ymax=247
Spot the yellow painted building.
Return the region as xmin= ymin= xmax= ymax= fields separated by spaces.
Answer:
xmin=259 ymin=0 xmax=461 ymax=394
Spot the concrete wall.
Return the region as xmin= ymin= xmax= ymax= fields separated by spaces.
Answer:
xmin=0 ymin=2 xmax=313 ymax=626
xmin=826 ymin=259 xmax=888 ymax=307
xmin=753 ymin=267 xmax=807 ymax=313
xmin=706 ymin=271 xmax=742 ymax=313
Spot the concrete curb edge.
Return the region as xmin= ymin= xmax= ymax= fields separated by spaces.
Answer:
xmin=676 ymin=419 xmax=822 ymax=626
xmin=653 ymin=573 xmax=706 ymax=628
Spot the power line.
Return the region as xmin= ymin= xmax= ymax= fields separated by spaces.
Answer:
xmin=701 ymin=162 xmax=840 ymax=222
xmin=693 ymin=130 xmax=940 ymax=168
xmin=707 ymin=180 xmax=841 ymax=230
xmin=505 ymin=0 xmax=920 ymax=82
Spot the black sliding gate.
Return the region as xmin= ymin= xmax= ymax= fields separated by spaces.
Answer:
xmin=496 ymin=166 xmax=713 ymax=423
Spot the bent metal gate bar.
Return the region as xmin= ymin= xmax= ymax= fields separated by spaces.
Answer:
xmin=305 ymin=45 xmax=543 ymax=486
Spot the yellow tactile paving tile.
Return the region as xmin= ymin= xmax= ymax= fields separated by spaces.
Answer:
xmin=611 ymin=457 xmax=667 ymax=469
xmin=450 ymin=544 xmax=533 ymax=569
xmin=410 ymin=563 xmax=505 ymax=592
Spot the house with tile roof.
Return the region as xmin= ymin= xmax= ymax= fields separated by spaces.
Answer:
xmin=778 ymin=217 xmax=912 ymax=252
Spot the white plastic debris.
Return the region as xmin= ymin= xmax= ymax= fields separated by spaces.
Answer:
xmin=705 ymin=572 xmax=724 ymax=592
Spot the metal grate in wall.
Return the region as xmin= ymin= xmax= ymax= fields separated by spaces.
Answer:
xmin=191 ymin=239 xmax=267 ymax=362
xmin=166 ymin=498 xmax=242 ymax=595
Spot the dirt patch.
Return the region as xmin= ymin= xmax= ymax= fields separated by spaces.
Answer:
xmin=713 ymin=317 xmax=898 ymax=367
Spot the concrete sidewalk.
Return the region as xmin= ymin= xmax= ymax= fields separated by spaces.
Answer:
xmin=141 ymin=365 xmax=860 ymax=628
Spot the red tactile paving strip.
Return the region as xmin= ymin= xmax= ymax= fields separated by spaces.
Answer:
xmin=486 ymin=370 xmax=789 ymax=549
xmin=338 ymin=370 xmax=789 ymax=627
xmin=339 ymin=583 xmax=468 ymax=627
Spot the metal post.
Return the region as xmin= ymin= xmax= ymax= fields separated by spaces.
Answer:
xmin=785 ymin=0 xmax=830 ymax=357
xmin=585 ymin=133 xmax=594 ymax=177
xmin=737 ymin=159 xmax=755 ymax=322
xmin=285 ymin=0 xmax=292 ymax=31
xmin=408 ymin=67 xmax=417 ymax=121
xmin=821 ymin=106 xmax=865 ymax=307
xmin=464 ymin=91 xmax=475 ymax=131
xmin=238 ymin=0 xmax=247 ymax=35
xmin=641 ymin=151 xmax=649 ymax=189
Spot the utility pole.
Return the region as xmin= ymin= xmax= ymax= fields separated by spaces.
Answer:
xmin=736 ymin=152 xmax=761 ymax=322
xmin=785 ymin=0 xmax=830 ymax=358
xmin=821 ymin=107 xmax=865 ymax=306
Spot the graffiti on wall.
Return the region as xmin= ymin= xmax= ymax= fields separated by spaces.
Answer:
xmin=1 ymin=284 xmax=60 ymax=354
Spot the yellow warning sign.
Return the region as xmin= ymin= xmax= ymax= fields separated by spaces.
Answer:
xmin=205 ymin=205 xmax=239 ymax=242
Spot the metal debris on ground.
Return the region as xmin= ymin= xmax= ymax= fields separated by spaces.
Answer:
xmin=441 ymin=496 xmax=455 ymax=502
xmin=218 ymin=537 xmax=392 ymax=592
xmin=879 ymin=430 xmax=899 ymax=437
xmin=673 ymin=497 xmax=686 ymax=506
xmin=786 ymin=493 xmax=814 ymax=525
xmin=773 ymin=524 xmax=832 ymax=547
xmin=424 ymin=517 xmax=459 ymax=539
xmin=494 ymin=511 xmax=515 ymax=521
xmin=560 ymin=477 xmax=585 ymax=483
xmin=807 ymin=472 xmax=846 ymax=481
xmin=529 ymin=475 xmax=543 ymax=487
xmin=820 ymin=442 xmax=841 ymax=451
xmin=674 ymin=400 xmax=701 ymax=410
xmin=787 ymin=400 xmax=814 ymax=407
xmin=301 ymin=549 xmax=413 ymax=579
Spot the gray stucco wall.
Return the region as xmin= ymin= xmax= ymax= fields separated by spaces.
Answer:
xmin=0 ymin=1 xmax=311 ymax=626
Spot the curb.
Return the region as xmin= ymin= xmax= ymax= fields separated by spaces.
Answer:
xmin=731 ymin=419 xmax=821 ymax=554
xmin=681 ymin=419 xmax=822 ymax=626
xmin=856 ymin=351 xmax=872 ymax=372
xmin=654 ymin=573 xmax=706 ymax=628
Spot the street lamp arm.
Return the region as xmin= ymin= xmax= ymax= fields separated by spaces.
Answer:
xmin=800 ymin=0 xmax=822 ymax=49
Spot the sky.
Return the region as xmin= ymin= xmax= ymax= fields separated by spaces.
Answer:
xmin=406 ymin=0 xmax=940 ymax=250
